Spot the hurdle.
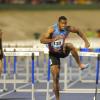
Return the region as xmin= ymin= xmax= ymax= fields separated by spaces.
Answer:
xmin=66 ymin=51 xmax=89 ymax=86
xmin=0 ymin=48 xmax=30 ymax=84
xmin=0 ymin=49 xmax=34 ymax=93
xmin=0 ymin=51 xmax=36 ymax=100
xmin=66 ymin=48 xmax=100 ymax=85
xmin=63 ymin=50 xmax=92 ymax=90
xmin=65 ymin=51 xmax=100 ymax=91
xmin=1 ymin=47 xmax=51 ymax=92
xmin=4 ymin=51 xmax=33 ymax=88
xmin=79 ymin=48 xmax=100 ymax=83
xmin=14 ymin=48 xmax=51 ymax=93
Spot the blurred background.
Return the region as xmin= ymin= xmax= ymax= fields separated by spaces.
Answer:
xmin=0 ymin=0 xmax=100 ymax=5
xmin=0 ymin=0 xmax=100 ymax=47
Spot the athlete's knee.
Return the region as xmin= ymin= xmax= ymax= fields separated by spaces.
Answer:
xmin=51 ymin=65 xmax=60 ymax=74
xmin=51 ymin=65 xmax=60 ymax=81
xmin=65 ymin=43 xmax=76 ymax=51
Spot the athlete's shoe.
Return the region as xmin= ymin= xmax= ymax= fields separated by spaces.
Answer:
xmin=80 ymin=64 xmax=90 ymax=70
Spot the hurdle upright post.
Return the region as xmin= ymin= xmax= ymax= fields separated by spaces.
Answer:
xmin=43 ymin=53 xmax=47 ymax=74
xmin=69 ymin=55 xmax=72 ymax=81
xmin=34 ymin=51 xmax=39 ymax=82
xmin=32 ymin=53 xmax=35 ymax=100
xmin=3 ymin=55 xmax=7 ymax=92
xmin=26 ymin=56 xmax=29 ymax=82
xmin=44 ymin=47 xmax=49 ymax=75
xmin=36 ymin=54 xmax=39 ymax=82
xmin=46 ymin=59 xmax=50 ymax=100
xmin=7 ymin=45 xmax=11 ymax=77
xmin=94 ymin=54 xmax=100 ymax=100
xmin=13 ymin=51 xmax=17 ymax=91
xmin=87 ymin=54 xmax=92 ymax=76
xmin=64 ymin=63 xmax=68 ymax=90
xmin=79 ymin=48 xmax=84 ymax=81
xmin=7 ymin=56 xmax=11 ymax=78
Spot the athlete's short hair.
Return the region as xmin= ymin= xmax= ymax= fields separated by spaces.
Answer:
xmin=58 ymin=16 xmax=67 ymax=22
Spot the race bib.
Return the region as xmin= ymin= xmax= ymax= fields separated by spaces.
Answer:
xmin=51 ymin=39 xmax=64 ymax=49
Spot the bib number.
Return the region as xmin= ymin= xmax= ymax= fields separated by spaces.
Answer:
xmin=51 ymin=39 xmax=63 ymax=49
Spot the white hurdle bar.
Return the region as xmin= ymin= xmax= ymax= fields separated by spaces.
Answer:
xmin=0 ymin=51 xmax=36 ymax=100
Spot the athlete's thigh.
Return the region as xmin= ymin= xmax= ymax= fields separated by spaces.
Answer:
xmin=63 ymin=43 xmax=74 ymax=50
xmin=49 ymin=52 xmax=60 ymax=67
xmin=49 ymin=53 xmax=60 ymax=79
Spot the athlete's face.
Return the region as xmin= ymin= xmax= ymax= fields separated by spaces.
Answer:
xmin=59 ymin=20 xmax=67 ymax=30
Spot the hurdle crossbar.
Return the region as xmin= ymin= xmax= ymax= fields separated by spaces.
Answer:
xmin=15 ymin=88 xmax=100 ymax=93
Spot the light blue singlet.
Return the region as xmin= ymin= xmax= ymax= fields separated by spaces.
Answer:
xmin=50 ymin=23 xmax=70 ymax=50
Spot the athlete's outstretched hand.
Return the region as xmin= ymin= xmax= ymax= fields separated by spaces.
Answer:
xmin=53 ymin=35 xmax=65 ymax=42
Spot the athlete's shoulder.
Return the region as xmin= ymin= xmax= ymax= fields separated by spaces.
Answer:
xmin=66 ymin=26 xmax=77 ymax=32
xmin=49 ymin=23 xmax=57 ymax=29
xmin=47 ymin=25 xmax=55 ymax=33
xmin=66 ymin=26 xmax=71 ymax=31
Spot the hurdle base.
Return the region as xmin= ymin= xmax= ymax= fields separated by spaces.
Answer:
xmin=3 ymin=89 xmax=8 ymax=92
xmin=0 ymin=89 xmax=7 ymax=92
xmin=14 ymin=90 xmax=17 ymax=92
xmin=0 ymin=80 xmax=28 ymax=83
xmin=15 ymin=88 xmax=100 ymax=93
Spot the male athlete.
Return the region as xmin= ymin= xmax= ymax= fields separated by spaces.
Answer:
xmin=40 ymin=16 xmax=90 ymax=100
xmin=0 ymin=29 xmax=3 ymax=77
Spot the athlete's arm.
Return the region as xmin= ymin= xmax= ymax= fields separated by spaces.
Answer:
xmin=40 ymin=27 xmax=55 ymax=44
xmin=68 ymin=26 xmax=90 ymax=48
xmin=40 ymin=27 xmax=64 ymax=44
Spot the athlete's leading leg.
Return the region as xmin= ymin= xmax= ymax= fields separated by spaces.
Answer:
xmin=63 ymin=43 xmax=88 ymax=69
